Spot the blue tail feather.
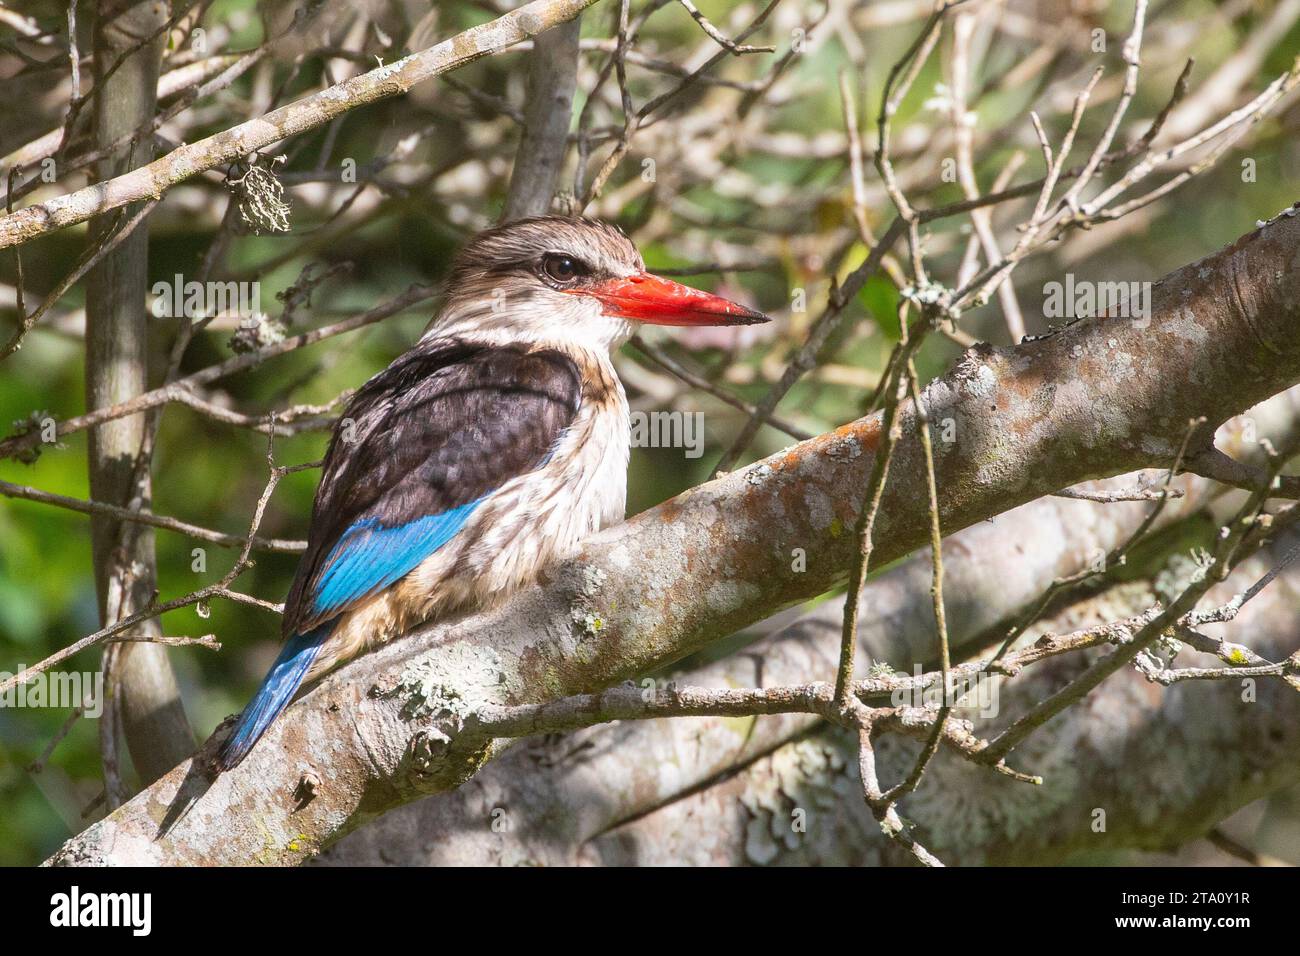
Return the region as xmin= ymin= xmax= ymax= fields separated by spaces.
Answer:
xmin=216 ymin=625 xmax=329 ymax=770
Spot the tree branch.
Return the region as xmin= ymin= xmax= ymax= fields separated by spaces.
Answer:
xmin=0 ymin=0 xmax=602 ymax=250
xmin=501 ymin=14 xmax=582 ymax=220
xmin=584 ymin=535 xmax=1300 ymax=865
xmin=84 ymin=0 xmax=193 ymax=794
xmin=322 ymin=388 xmax=1300 ymax=865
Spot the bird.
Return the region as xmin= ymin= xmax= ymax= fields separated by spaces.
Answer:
xmin=216 ymin=216 xmax=768 ymax=769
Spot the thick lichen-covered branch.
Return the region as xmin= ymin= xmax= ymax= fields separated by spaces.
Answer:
xmin=583 ymin=536 xmax=1300 ymax=866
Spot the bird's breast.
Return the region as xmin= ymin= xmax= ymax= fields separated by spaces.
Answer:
xmin=395 ymin=345 xmax=629 ymax=622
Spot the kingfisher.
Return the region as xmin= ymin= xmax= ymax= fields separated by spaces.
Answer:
xmin=216 ymin=216 xmax=768 ymax=769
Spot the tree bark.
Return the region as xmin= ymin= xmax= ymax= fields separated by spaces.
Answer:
xmin=318 ymin=388 xmax=1300 ymax=864
xmin=86 ymin=0 xmax=194 ymax=793
xmin=583 ymin=539 xmax=1300 ymax=865
xmin=317 ymin=530 xmax=1300 ymax=865
xmin=501 ymin=16 xmax=582 ymax=220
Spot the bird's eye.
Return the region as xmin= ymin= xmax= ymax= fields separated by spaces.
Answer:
xmin=541 ymin=254 xmax=584 ymax=285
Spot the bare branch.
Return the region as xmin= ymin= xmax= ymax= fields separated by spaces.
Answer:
xmin=0 ymin=0 xmax=602 ymax=250
xmin=675 ymin=0 xmax=777 ymax=55
xmin=0 ymin=478 xmax=307 ymax=552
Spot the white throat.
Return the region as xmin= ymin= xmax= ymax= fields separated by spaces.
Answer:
xmin=422 ymin=285 xmax=634 ymax=355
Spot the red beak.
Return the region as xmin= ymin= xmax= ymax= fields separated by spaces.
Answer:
xmin=573 ymin=272 xmax=769 ymax=326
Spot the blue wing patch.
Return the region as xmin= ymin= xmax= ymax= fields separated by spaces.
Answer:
xmin=310 ymin=498 xmax=484 ymax=618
